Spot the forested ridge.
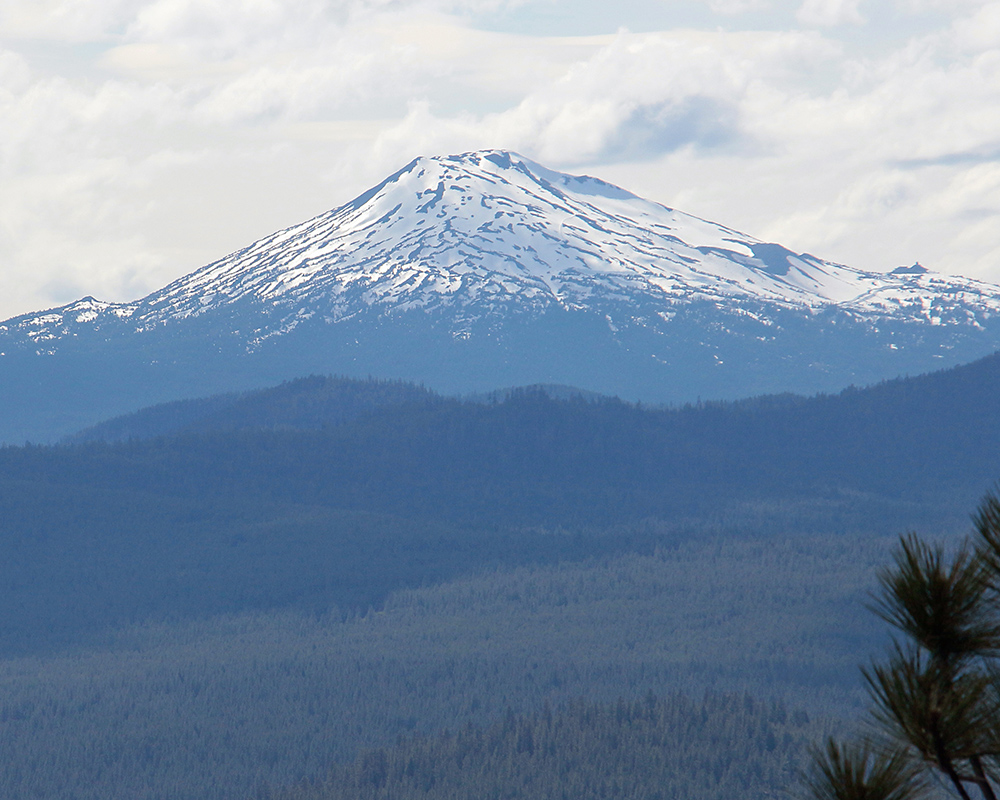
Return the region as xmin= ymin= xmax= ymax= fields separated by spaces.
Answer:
xmin=2 ymin=354 xmax=999 ymax=798
xmin=45 ymin=352 xmax=1000 ymax=524
xmin=1 ymin=359 xmax=995 ymax=650
xmin=273 ymin=693 xmax=818 ymax=800
xmin=0 ymin=540 xmax=879 ymax=799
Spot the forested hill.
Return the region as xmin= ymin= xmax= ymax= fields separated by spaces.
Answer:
xmin=67 ymin=377 xmax=612 ymax=444
xmin=1 ymin=353 xmax=998 ymax=653
xmin=42 ymin=350 xmax=1000 ymax=526
xmin=277 ymin=692 xmax=817 ymax=800
xmin=2 ymin=356 xmax=996 ymax=797
xmin=66 ymin=375 xmax=438 ymax=443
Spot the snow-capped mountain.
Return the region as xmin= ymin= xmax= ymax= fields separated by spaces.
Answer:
xmin=4 ymin=149 xmax=1000 ymax=443
xmin=9 ymin=149 xmax=1000 ymax=343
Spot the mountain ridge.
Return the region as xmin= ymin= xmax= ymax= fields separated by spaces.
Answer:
xmin=5 ymin=149 xmax=1000 ymax=443
xmin=53 ymin=348 xmax=1000 ymax=522
xmin=9 ymin=150 xmax=1000 ymax=342
xmin=1 ymin=342 xmax=998 ymax=677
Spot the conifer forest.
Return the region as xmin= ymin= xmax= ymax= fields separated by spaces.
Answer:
xmin=2 ymin=364 xmax=1000 ymax=799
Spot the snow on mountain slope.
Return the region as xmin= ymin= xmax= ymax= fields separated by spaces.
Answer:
xmin=6 ymin=149 xmax=1000 ymax=349
xmin=8 ymin=149 xmax=1000 ymax=444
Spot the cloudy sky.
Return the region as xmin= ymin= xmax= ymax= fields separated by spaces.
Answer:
xmin=1 ymin=0 xmax=999 ymax=320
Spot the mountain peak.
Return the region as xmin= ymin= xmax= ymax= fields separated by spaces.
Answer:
xmin=6 ymin=151 xmax=1000 ymax=443
xmin=130 ymin=150 xmax=1000 ymax=328
xmin=7 ymin=151 xmax=1000 ymax=343
xmin=423 ymin=149 xmax=644 ymax=203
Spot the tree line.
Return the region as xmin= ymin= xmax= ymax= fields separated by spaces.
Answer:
xmin=0 ymin=537 xmax=880 ymax=799
xmin=270 ymin=692 xmax=818 ymax=800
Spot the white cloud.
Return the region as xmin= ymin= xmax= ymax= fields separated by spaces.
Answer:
xmin=708 ymin=0 xmax=773 ymax=13
xmin=893 ymin=0 xmax=989 ymax=13
xmin=952 ymin=1 xmax=1000 ymax=51
xmin=0 ymin=0 xmax=148 ymax=40
xmin=371 ymin=28 xmax=843 ymax=166
xmin=3 ymin=0 xmax=1000 ymax=320
xmin=796 ymin=0 xmax=865 ymax=26
xmin=0 ymin=49 xmax=31 ymax=95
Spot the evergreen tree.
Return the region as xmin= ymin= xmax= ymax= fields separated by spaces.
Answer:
xmin=801 ymin=738 xmax=927 ymax=800
xmin=803 ymin=496 xmax=1000 ymax=800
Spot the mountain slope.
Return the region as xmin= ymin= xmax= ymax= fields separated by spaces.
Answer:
xmin=12 ymin=150 xmax=1000 ymax=331
xmin=45 ymin=352 xmax=1000 ymax=526
xmin=282 ymin=693 xmax=815 ymax=800
xmin=65 ymin=375 xmax=438 ymax=443
xmin=3 ymin=348 xmax=1000 ymax=653
xmin=5 ymin=150 xmax=1000 ymax=442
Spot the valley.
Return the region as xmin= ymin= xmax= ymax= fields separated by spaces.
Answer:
xmin=0 ymin=536 xmax=881 ymax=799
xmin=0 ymin=358 xmax=995 ymax=797
xmin=0 ymin=151 xmax=994 ymax=798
